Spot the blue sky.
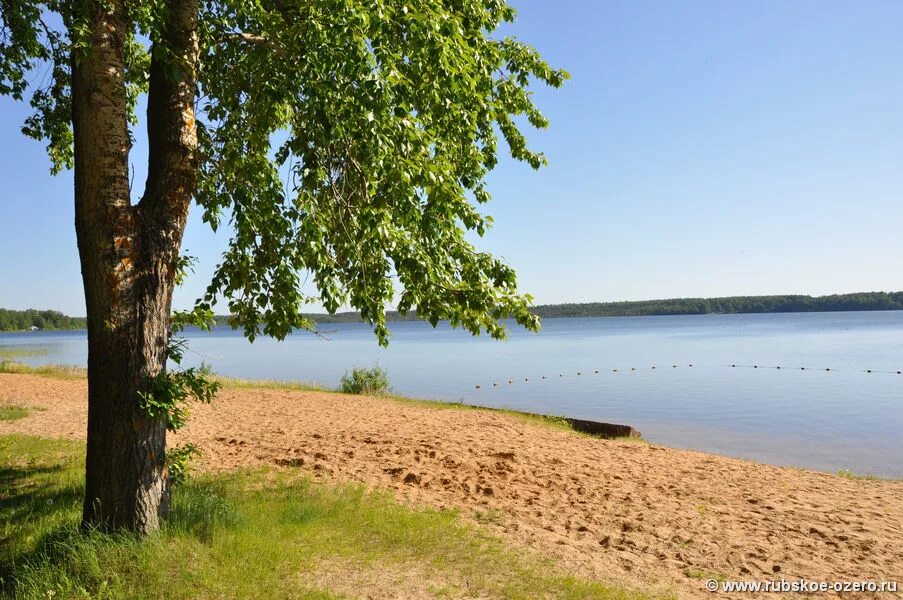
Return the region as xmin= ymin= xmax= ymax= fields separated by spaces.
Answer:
xmin=2 ymin=0 xmax=902 ymax=316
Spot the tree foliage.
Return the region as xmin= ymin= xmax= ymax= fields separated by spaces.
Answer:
xmin=1 ymin=0 xmax=567 ymax=345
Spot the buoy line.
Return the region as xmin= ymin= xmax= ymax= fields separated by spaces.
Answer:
xmin=473 ymin=363 xmax=901 ymax=389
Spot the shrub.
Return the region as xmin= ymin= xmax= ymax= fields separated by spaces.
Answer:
xmin=198 ymin=361 xmax=215 ymax=377
xmin=167 ymin=443 xmax=201 ymax=487
xmin=340 ymin=366 xmax=390 ymax=395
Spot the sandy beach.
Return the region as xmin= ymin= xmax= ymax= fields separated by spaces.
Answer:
xmin=2 ymin=372 xmax=901 ymax=598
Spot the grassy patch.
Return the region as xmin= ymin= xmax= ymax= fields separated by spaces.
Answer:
xmin=837 ymin=469 xmax=881 ymax=481
xmin=0 ymin=348 xmax=49 ymax=361
xmin=0 ymin=434 xmax=646 ymax=599
xmin=0 ymin=361 xmax=86 ymax=379
xmin=378 ymin=395 xmax=585 ymax=432
xmin=612 ymin=435 xmax=649 ymax=445
xmin=211 ymin=374 xmax=329 ymax=392
xmin=0 ymin=405 xmax=30 ymax=421
xmin=473 ymin=508 xmax=506 ymax=526
xmin=0 ymin=363 xmax=325 ymax=392
xmin=683 ymin=568 xmax=726 ymax=582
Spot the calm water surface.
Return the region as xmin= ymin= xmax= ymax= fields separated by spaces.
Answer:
xmin=3 ymin=311 xmax=901 ymax=477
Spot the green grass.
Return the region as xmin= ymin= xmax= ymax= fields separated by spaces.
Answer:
xmin=0 ymin=361 xmax=86 ymax=379
xmin=0 ymin=405 xmax=29 ymax=421
xmin=683 ymin=568 xmax=726 ymax=583
xmin=0 ymin=348 xmax=49 ymax=361
xmin=0 ymin=434 xmax=646 ymax=600
xmin=837 ymin=469 xmax=882 ymax=481
xmin=0 ymin=361 xmax=325 ymax=391
xmin=211 ymin=374 xmax=329 ymax=392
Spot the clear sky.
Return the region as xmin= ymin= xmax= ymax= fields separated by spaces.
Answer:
xmin=2 ymin=0 xmax=902 ymax=316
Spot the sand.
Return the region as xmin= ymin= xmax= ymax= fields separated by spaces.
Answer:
xmin=2 ymin=373 xmax=901 ymax=598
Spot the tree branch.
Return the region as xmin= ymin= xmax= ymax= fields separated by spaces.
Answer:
xmin=217 ymin=32 xmax=273 ymax=48
xmin=138 ymin=0 xmax=199 ymax=239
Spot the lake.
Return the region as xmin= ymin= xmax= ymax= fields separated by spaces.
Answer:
xmin=2 ymin=311 xmax=901 ymax=477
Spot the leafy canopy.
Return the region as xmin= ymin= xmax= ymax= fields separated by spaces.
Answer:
xmin=1 ymin=0 xmax=567 ymax=345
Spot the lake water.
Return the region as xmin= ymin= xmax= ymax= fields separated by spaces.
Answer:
xmin=2 ymin=311 xmax=901 ymax=477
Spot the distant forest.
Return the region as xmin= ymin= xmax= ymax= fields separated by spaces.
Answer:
xmin=529 ymin=291 xmax=903 ymax=318
xmin=0 ymin=309 xmax=87 ymax=331
xmin=220 ymin=290 xmax=903 ymax=325
xmin=4 ymin=291 xmax=902 ymax=331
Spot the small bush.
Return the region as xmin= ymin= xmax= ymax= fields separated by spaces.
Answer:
xmin=340 ymin=366 xmax=390 ymax=395
xmin=198 ymin=361 xmax=215 ymax=377
xmin=167 ymin=443 xmax=201 ymax=487
xmin=0 ymin=404 xmax=29 ymax=421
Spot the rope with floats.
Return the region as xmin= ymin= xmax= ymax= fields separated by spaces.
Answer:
xmin=727 ymin=364 xmax=903 ymax=374
xmin=472 ymin=363 xmax=901 ymax=389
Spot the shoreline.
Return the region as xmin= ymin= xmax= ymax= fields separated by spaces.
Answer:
xmin=2 ymin=370 xmax=902 ymax=597
xmin=0 ymin=361 xmax=899 ymax=481
xmin=3 ymin=304 xmax=903 ymax=336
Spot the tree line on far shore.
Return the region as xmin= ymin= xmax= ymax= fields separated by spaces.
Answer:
xmin=221 ymin=290 xmax=903 ymax=324
xmin=4 ymin=291 xmax=902 ymax=332
xmin=0 ymin=309 xmax=87 ymax=331
xmin=530 ymin=291 xmax=903 ymax=318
